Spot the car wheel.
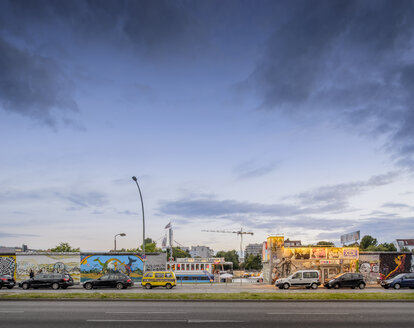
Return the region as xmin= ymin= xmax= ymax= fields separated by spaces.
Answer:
xmin=358 ymin=283 xmax=365 ymax=290
xmin=333 ymin=283 xmax=340 ymax=289
xmin=283 ymin=283 xmax=290 ymax=289
xmin=145 ymin=283 xmax=152 ymax=289
xmin=311 ymin=283 xmax=318 ymax=289
xmin=6 ymin=286 xmax=13 ymax=289
xmin=166 ymin=283 xmax=172 ymax=289
xmin=84 ymin=282 xmax=93 ymax=290
xmin=52 ymin=283 xmax=60 ymax=290
xmin=116 ymin=283 xmax=124 ymax=290
xmin=22 ymin=283 xmax=29 ymax=290
xmin=394 ymin=283 xmax=401 ymax=290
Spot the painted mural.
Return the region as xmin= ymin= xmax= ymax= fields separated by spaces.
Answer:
xmin=0 ymin=254 xmax=16 ymax=279
xmin=359 ymin=253 xmax=380 ymax=284
xmin=80 ymin=254 xmax=143 ymax=282
xmin=16 ymin=254 xmax=80 ymax=283
xmin=272 ymin=246 xmax=359 ymax=280
xmin=379 ymin=253 xmax=412 ymax=280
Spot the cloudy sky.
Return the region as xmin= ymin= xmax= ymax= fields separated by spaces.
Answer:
xmin=1 ymin=0 xmax=413 ymax=252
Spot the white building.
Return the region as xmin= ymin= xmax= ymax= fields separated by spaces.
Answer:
xmin=245 ymin=243 xmax=262 ymax=257
xmin=395 ymin=239 xmax=414 ymax=252
xmin=190 ymin=245 xmax=214 ymax=258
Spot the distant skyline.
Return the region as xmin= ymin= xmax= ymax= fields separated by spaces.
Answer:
xmin=1 ymin=0 xmax=413 ymax=252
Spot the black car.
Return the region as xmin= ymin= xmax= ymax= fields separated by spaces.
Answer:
xmin=324 ymin=273 xmax=366 ymax=289
xmin=0 ymin=274 xmax=16 ymax=289
xmin=19 ymin=273 xmax=74 ymax=290
xmin=83 ymin=273 xmax=133 ymax=290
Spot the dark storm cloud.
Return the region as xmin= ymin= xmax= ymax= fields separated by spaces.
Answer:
xmin=158 ymin=172 xmax=398 ymax=219
xmin=294 ymin=171 xmax=399 ymax=205
xmin=248 ymin=0 xmax=414 ymax=167
xmin=0 ymin=0 xmax=209 ymax=125
xmin=0 ymin=37 xmax=78 ymax=127
xmin=0 ymin=232 xmax=38 ymax=238
xmin=234 ymin=160 xmax=280 ymax=179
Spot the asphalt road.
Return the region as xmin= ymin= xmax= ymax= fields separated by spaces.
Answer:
xmin=0 ymin=301 xmax=413 ymax=328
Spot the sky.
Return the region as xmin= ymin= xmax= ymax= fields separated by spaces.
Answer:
xmin=1 ymin=0 xmax=414 ymax=253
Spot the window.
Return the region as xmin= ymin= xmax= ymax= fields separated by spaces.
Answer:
xmin=177 ymin=264 xmax=181 ymax=270
xmin=144 ymin=272 xmax=153 ymax=278
xmin=191 ymin=264 xmax=195 ymax=271
xmin=196 ymin=264 xmax=199 ymax=270
xmin=201 ymin=264 xmax=204 ymax=270
xmin=206 ymin=264 xmax=209 ymax=270
xmin=167 ymin=264 xmax=170 ymax=270
xmin=303 ymin=272 xmax=314 ymax=279
xmin=292 ymin=272 xmax=302 ymax=279
xmin=165 ymin=273 xmax=173 ymax=278
xmin=100 ymin=275 xmax=110 ymax=280
xmin=155 ymin=273 xmax=164 ymax=278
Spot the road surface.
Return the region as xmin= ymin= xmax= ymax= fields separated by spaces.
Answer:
xmin=0 ymin=300 xmax=413 ymax=327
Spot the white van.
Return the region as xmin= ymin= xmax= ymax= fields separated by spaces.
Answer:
xmin=275 ymin=270 xmax=321 ymax=289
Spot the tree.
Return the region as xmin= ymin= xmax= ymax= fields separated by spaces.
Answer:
xmin=244 ymin=253 xmax=262 ymax=271
xmin=50 ymin=242 xmax=80 ymax=252
xmin=216 ymin=250 xmax=240 ymax=270
xmin=316 ymin=241 xmax=335 ymax=246
xmin=360 ymin=235 xmax=378 ymax=250
xmin=119 ymin=238 xmax=162 ymax=253
xmin=167 ymin=247 xmax=191 ymax=259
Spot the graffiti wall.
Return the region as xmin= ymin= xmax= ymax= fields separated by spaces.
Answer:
xmin=273 ymin=247 xmax=359 ymax=280
xmin=16 ymin=253 xmax=80 ymax=283
xmin=359 ymin=253 xmax=380 ymax=284
xmin=379 ymin=253 xmax=412 ymax=280
xmin=145 ymin=253 xmax=167 ymax=272
xmin=80 ymin=254 xmax=143 ymax=282
xmin=0 ymin=254 xmax=16 ymax=279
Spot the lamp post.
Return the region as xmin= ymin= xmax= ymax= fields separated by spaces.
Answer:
xmin=114 ymin=233 xmax=126 ymax=251
xmin=132 ymin=176 xmax=146 ymax=272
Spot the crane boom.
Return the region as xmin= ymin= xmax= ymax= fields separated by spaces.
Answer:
xmin=201 ymin=227 xmax=254 ymax=261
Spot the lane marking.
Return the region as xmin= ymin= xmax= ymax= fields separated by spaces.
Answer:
xmin=0 ymin=311 xmax=25 ymax=313
xmin=267 ymin=312 xmax=349 ymax=315
xmin=106 ymin=311 xmax=187 ymax=314
xmin=188 ymin=320 xmax=243 ymax=323
xmin=87 ymin=319 xmax=187 ymax=322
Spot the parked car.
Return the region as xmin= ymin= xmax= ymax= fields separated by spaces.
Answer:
xmin=141 ymin=271 xmax=176 ymax=289
xmin=275 ymin=270 xmax=321 ymax=289
xmin=324 ymin=273 xmax=365 ymax=289
xmin=0 ymin=274 xmax=16 ymax=289
xmin=381 ymin=273 xmax=414 ymax=289
xmin=83 ymin=273 xmax=133 ymax=290
xmin=19 ymin=273 xmax=73 ymax=290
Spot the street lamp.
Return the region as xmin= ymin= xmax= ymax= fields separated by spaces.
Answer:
xmin=114 ymin=233 xmax=126 ymax=251
xmin=132 ymin=176 xmax=146 ymax=271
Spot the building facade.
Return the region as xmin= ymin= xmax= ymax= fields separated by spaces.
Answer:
xmin=395 ymin=239 xmax=414 ymax=252
xmin=190 ymin=246 xmax=214 ymax=258
xmin=245 ymin=243 xmax=262 ymax=257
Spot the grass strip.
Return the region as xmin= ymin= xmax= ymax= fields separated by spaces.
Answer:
xmin=0 ymin=292 xmax=413 ymax=301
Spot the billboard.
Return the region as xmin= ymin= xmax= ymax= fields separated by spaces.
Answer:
xmin=340 ymin=231 xmax=360 ymax=244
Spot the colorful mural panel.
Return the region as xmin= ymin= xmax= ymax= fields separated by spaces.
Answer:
xmin=80 ymin=254 xmax=143 ymax=282
xmin=359 ymin=253 xmax=380 ymax=284
xmin=311 ymin=248 xmax=326 ymax=259
xmin=16 ymin=254 xmax=80 ymax=283
xmin=0 ymin=255 xmax=16 ymax=279
xmin=379 ymin=253 xmax=412 ymax=280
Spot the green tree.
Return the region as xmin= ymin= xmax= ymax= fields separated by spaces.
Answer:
xmin=244 ymin=253 xmax=263 ymax=270
xmin=216 ymin=250 xmax=240 ymax=270
xmin=360 ymin=235 xmax=378 ymax=250
xmin=316 ymin=241 xmax=335 ymax=246
xmin=50 ymin=242 xmax=80 ymax=252
xmin=167 ymin=247 xmax=191 ymax=259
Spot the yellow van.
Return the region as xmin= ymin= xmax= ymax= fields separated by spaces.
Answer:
xmin=141 ymin=271 xmax=176 ymax=289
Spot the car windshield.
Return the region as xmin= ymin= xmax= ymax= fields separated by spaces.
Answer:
xmin=390 ymin=274 xmax=405 ymax=280
xmin=332 ymin=273 xmax=345 ymax=279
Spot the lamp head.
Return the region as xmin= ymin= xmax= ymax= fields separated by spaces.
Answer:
xmin=120 ymin=233 xmax=126 ymax=237
xmin=132 ymin=176 xmax=137 ymax=181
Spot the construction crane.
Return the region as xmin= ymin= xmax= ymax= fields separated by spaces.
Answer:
xmin=201 ymin=227 xmax=254 ymax=262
